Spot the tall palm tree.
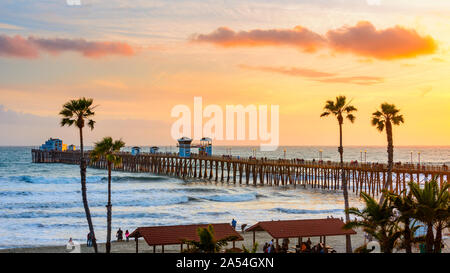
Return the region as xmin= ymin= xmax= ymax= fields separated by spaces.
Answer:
xmin=59 ymin=97 xmax=98 ymax=253
xmin=182 ymin=225 xmax=240 ymax=253
xmin=371 ymin=103 xmax=404 ymax=204
xmin=320 ymin=95 xmax=357 ymax=253
xmin=409 ymin=179 xmax=449 ymax=253
xmin=344 ymin=192 xmax=402 ymax=253
xmin=90 ymin=137 xmax=125 ymax=253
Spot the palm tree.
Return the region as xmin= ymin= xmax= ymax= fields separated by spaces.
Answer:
xmin=371 ymin=103 xmax=404 ymax=204
xmin=59 ymin=98 xmax=98 ymax=253
xmin=388 ymin=191 xmax=417 ymax=253
xmin=409 ymin=179 xmax=449 ymax=253
xmin=344 ymin=192 xmax=402 ymax=253
xmin=90 ymin=137 xmax=125 ymax=253
xmin=182 ymin=225 xmax=240 ymax=253
xmin=320 ymin=95 xmax=357 ymax=253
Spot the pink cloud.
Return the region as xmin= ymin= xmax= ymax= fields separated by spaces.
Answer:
xmin=191 ymin=26 xmax=326 ymax=52
xmin=0 ymin=35 xmax=39 ymax=58
xmin=0 ymin=34 xmax=135 ymax=59
xmin=239 ymin=64 xmax=383 ymax=85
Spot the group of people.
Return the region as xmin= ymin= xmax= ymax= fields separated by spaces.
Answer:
xmin=296 ymin=238 xmax=336 ymax=253
xmin=115 ymin=228 xmax=130 ymax=242
xmin=262 ymin=239 xmax=290 ymax=253
xmin=85 ymin=228 xmax=131 ymax=247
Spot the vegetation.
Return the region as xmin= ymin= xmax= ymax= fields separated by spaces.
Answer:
xmin=242 ymin=242 xmax=259 ymax=253
xmin=182 ymin=225 xmax=240 ymax=253
xmin=320 ymin=95 xmax=357 ymax=253
xmin=90 ymin=137 xmax=125 ymax=253
xmin=59 ymin=97 xmax=98 ymax=253
xmin=371 ymin=103 xmax=404 ymax=204
xmin=345 ymin=179 xmax=449 ymax=253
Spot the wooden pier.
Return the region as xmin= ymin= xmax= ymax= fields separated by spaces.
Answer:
xmin=31 ymin=149 xmax=449 ymax=197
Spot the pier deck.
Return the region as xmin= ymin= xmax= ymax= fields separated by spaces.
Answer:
xmin=31 ymin=149 xmax=449 ymax=197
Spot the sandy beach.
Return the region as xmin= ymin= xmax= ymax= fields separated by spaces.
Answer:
xmin=1 ymin=228 xmax=448 ymax=253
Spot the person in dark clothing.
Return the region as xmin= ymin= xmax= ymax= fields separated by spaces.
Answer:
xmin=116 ymin=228 xmax=124 ymax=242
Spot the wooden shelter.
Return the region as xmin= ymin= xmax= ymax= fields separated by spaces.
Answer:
xmin=128 ymin=223 xmax=243 ymax=253
xmin=246 ymin=218 xmax=356 ymax=249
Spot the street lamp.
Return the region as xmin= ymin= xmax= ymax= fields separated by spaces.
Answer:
xmin=418 ymin=152 xmax=421 ymax=165
xmin=319 ymin=149 xmax=323 ymax=161
xmin=410 ymin=151 xmax=413 ymax=164
xmin=364 ymin=150 xmax=367 ymax=163
xmin=360 ymin=150 xmax=363 ymax=162
xmin=284 ymin=148 xmax=286 ymax=159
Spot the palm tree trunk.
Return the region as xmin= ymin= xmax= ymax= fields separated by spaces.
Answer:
xmin=106 ymin=162 xmax=112 ymax=253
xmin=339 ymin=121 xmax=352 ymax=253
xmin=79 ymin=127 xmax=98 ymax=253
xmin=433 ymin=222 xmax=443 ymax=253
xmin=404 ymin=218 xmax=412 ymax=253
xmin=379 ymin=120 xmax=393 ymax=205
xmin=426 ymin=223 xmax=434 ymax=253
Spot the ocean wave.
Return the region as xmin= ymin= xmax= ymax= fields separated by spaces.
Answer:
xmin=0 ymin=191 xmax=32 ymax=197
xmin=104 ymin=176 xmax=169 ymax=183
xmin=271 ymin=208 xmax=343 ymax=215
xmin=4 ymin=175 xmax=103 ymax=184
xmin=200 ymin=192 xmax=258 ymax=202
xmin=195 ymin=211 xmax=230 ymax=216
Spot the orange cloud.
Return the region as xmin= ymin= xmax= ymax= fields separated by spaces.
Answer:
xmin=326 ymin=21 xmax=438 ymax=60
xmin=191 ymin=26 xmax=326 ymax=52
xmin=0 ymin=34 xmax=135 ymax=59
xmin=239 ymin=64 xmax=383 ymax=85
xmin=192 ymin=22 xmax=438 ymax=60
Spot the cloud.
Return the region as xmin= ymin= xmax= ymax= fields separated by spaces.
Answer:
xmin=326 ymin=21 xmax=438 ymax=60
xmin=0 ymin=34 xmax=135 ymax=59
xmin=0 ymin=35 xmax=39 ymax=58
xmin=191 ymin=26 xmax=326 ymax=52
xmin=239 ymin=64 xmax=383 ymax=85
xmin=192 ymin=21 xmax=438 ymax=60
xmin=239 ymin=64 xmax=336 ymax=78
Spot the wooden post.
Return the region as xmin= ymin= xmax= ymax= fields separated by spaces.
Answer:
xmin=153 ymin=245 xmax=156 ymax=253
xmin=253 ymin=230 xmax=256 ymax=246
xmin=135 ymin=237 xmax=139 ymax=253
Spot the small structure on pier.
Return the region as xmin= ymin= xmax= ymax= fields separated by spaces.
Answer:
xmin=67 ymin=145 xmax=76 ymax=151
xmin=131 ymin=146 xmax=141 ymax=156
xmin=128 ymin=223 xmax=243 ymax=253
xmin=177 ymin=137 xmax=193 ymax=158
xmin=198 ymin=137 xmax=212 ymax=156
xmin=150 ymin=146 xmax=159 ymax=154
xmin=40 ymin=138 xmax=64 ymax=151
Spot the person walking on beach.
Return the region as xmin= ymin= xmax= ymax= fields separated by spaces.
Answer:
xmin=231 ymin=218 xmax=237 ymax=230
xmin=125 ymin=230 xmax=130 ymax=242
xmin=116 ymin=228 xmax=123 ymax=242
xmin=87 ymin=232 xmax=92 ymax=247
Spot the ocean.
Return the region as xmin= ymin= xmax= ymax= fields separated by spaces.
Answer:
xmin=0 ymin=146 xmax=449 ymax=249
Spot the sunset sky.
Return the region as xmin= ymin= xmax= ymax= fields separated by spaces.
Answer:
xmin=1 ymin=0 xmax=449 ymax=147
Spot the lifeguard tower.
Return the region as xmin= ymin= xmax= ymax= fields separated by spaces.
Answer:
xmin=131 ymin=146 xmax=141 ymax=156
xmin=177 ymin=137 xmax=193 ymax=158
xmin=150 ymin=146 xmax=159 ymax=154
xmin=199 ymin=137 xmax=212 ymax=156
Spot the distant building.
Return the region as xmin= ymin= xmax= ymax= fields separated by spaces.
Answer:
xmin=177 ymin=137 xmax=192 ymax=158
xmin=40 ymin=138 xmax=63 ymax=151
xmin=150 ymin=146 xmax=159 ymax=154
xmin=131 ymin=146 xmax=141 ymax=156
xmin=67 ymin=145 xmax=76 ymax=151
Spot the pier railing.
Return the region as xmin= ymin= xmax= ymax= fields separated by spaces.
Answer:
xmin=31 ymin=149 xmax=449 ymax=197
